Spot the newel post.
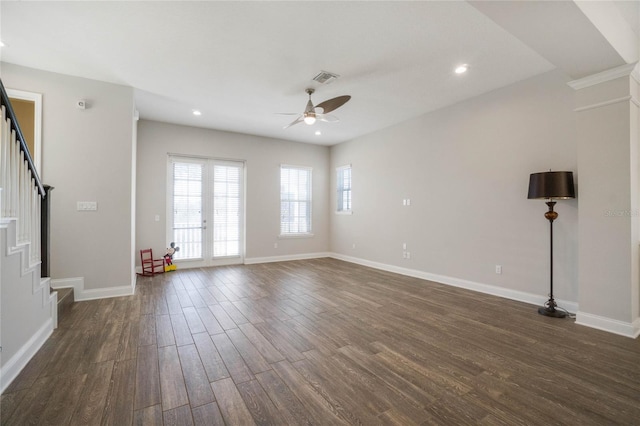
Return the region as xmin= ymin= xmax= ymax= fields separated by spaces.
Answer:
xmin=41 ymin=184 xmax=54 ymax=277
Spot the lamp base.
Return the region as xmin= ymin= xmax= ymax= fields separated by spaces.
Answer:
xmin=538 ymin=306 xmax=566 ymax=318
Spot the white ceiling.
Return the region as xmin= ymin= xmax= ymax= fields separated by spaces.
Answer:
xmin=0 ymin=1 xmax=634 ymax=146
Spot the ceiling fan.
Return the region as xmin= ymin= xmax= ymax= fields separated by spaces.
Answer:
xmin=281 ymin=88 xmax=351 ymax=129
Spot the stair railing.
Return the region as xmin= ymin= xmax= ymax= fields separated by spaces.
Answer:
xmin=0 ymin=79 xmax=46 ymax=267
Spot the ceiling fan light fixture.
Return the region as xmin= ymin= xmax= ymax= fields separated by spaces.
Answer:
xmin=282 ymin=88 xmax=350 ymax=129
xmin=455 ymin=64 xmax=469 ymax=74
xmin=304 ymin=114 xmax=316 ymax=125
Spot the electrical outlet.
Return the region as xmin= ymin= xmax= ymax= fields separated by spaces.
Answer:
xmin=402 ymin=251 xmax=407 ymax=259
xmin=495 ymin=265 xmax=502 ymax=274
xmin=402 ymin=242 xmax=407 ymax=250
xmin=273 ymin=243 xmax=278 ymax=249
xmin=352 ymin=243 xmax=356 ymax=249
xmin=406 ymin=251 xmax=411 ymax=259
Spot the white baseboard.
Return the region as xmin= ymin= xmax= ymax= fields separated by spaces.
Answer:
xmin=169 ymin=257 xmax=244 ymax=270
xmin=0 ymin=318 xmax=54 ymax=393
xmin=575 ymin=312 xmax=640 ymax=339
xmin=244 ymin=252 xmax=331 ymax=265
xmin=50 ymin=277 xmax=134 ymax=301
xmin=329 ymin=253 xmax=579 ymax=314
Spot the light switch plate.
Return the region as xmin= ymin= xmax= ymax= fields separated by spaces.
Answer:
xmin=77 ymin=201 xmax=97 ymax=211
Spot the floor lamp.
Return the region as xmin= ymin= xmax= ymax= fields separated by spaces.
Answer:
xmin=527 ymin=171 xmax=575 ymax=318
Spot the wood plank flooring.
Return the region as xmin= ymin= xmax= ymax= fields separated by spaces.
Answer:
xmin=2 ymin=258 xmax=640 ymax=425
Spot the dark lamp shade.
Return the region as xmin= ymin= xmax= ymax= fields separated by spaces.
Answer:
xmin=527 ymin=171 xmax=575 ymax=200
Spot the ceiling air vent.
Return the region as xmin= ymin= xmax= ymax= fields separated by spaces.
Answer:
xmin=312 ymin=70 xmax=340 ymax=84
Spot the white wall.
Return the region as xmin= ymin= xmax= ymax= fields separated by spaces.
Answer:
xmin=0 ymin=63 xmax=136 ymax=292
xmin=136 ymin=120 xmax=330 ymax=264
xmin=574 ymin=70 xmax=640 ymax=335
xmin=330 ymin=70 xmax=579 ymax=305
xmin=0 ymin=220 xmax=55 ymax=392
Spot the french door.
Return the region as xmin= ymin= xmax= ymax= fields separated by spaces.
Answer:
xmin=168 ymin=156 xmax=244 ymax=266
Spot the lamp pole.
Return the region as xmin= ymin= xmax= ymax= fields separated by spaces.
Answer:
xmin=539 ymin=200 xmax=566 ymax=317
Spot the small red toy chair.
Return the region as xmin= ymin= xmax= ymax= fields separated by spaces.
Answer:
xmin=139 ymin=248 xmax=165 ymax=276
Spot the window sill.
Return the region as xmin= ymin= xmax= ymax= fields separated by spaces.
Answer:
xmin=279 ymin=233 xmax=315 ymax=239
xmin=336 ymin=210 xmax=353 ymax=215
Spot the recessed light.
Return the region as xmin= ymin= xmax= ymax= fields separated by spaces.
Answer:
xmin=315 ymin=130 xmax=321 ymax=136
xmin=192 ymin=110 xmax=202 ymax=116
xmin=454 ymin=64 xmax=469 ymax=74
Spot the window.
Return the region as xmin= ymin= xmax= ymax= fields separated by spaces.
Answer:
xmin=336 ymin=165 xmax=352 ymax=213
xmin=280 ymin=165 xmax=312 ymax=235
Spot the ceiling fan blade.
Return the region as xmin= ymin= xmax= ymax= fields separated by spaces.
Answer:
xmin=317 ymin=114 xmax=339 ymax=123
xmin=283 ymin=116 xmax=304 ymax=129
xmin=315 ymin=95 xmax=351 ymax=114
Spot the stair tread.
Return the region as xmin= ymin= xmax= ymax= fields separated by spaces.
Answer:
xmin=55 ymin=287 xmax=74 ymax=303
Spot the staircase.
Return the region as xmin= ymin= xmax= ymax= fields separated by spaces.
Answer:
xmin=0 ymin=79 xmax=56 ymax=393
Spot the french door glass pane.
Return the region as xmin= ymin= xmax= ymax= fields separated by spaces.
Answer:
xmin=213 ymin=164 xmax=241 ymax=257
xmin=172 ymin=162 xmax=203 ymax=259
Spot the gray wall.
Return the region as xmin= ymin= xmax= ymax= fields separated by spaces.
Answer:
xmin=330 ymin=70 xmax=579 ymax=303
xmin=136 ymin=120 xmax=330 ymax=263
xmin=1 ymin=63 xmax=136 ymax=291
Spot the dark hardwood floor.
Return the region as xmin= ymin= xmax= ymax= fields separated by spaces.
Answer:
xmin=2 ymin=258 xmax=639 ymax=425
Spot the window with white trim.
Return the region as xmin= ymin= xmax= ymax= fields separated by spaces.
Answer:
xmin=280 ymin=165 xmax=312 ymax=235
xmin=336 ymin=164 xmax=352 ymax=213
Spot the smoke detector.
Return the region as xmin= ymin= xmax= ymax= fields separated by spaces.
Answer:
xmin=312 ymin=70 xmax=340 ymax=84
